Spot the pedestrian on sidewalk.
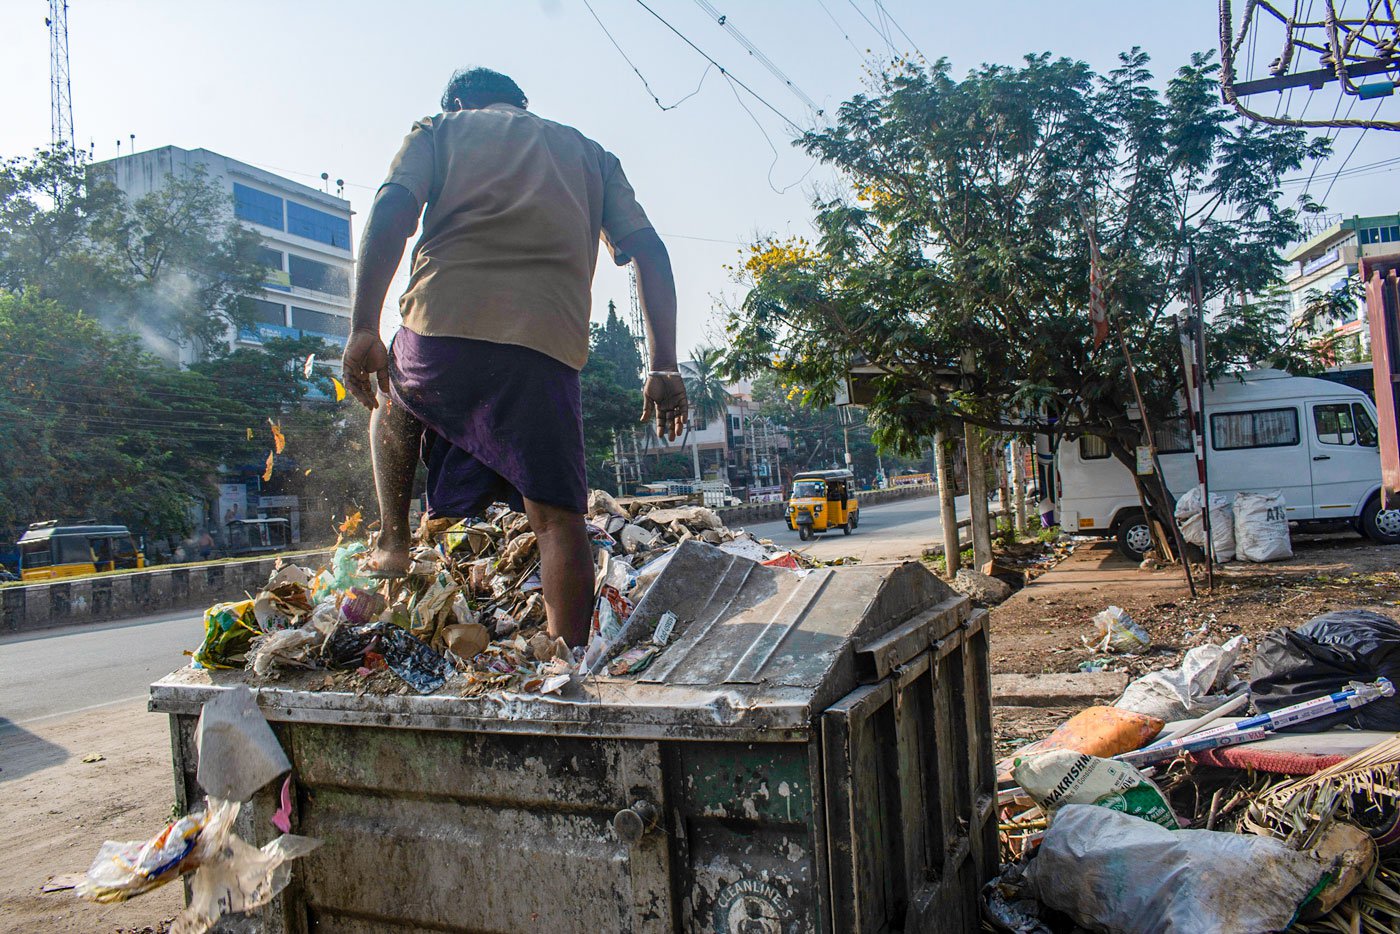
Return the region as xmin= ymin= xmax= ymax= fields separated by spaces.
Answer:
xmin=342 ymin=67 xmax=686 ymax=646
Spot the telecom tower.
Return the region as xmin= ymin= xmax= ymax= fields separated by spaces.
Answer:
xmin=47 ymin=0 xmax=75 ymax=151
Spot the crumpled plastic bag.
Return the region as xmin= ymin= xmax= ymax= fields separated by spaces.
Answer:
xmin=195 ymin=686 xmax=290 ymax=803
xmin=78 ymin=796 xmax=320 ymax=934
xmin=1115 ymin=635 xmax=1248 ymax=721
xmin=192 ymin=601 xmax=260 ymax=670
xmin=323 ymin=621 xmax=451 ymax=693
xmin=314 ymin=542 xmax=372 ymax=600
xmin=1025 ymin=805 xmax=1324 ymax=934
xmin=1233 ymin=490 xmax=1293 ymax=562
xmin=1174 ymin=484 xmax=1236 ymax=562
xmin=1087 ymin=606 xmax=1151 ymax=653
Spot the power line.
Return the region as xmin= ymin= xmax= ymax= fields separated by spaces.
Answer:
xmin=870 ymin=0 xmax=928 ymax=61
xmin=631 ymin=0 xmax=805 ymax=134
xmin=582 ymin=0 xmax=715 ymax=112
xmin=691 ymin=0 xmax=824 ymax=116
xmin=721 ymin=74 xmax=820 ymax=195
xmin=1319 ymin=100 xmax=1386 ymax=206
xmin=813 ymin=0 xmax=868 ymax=63
xmin=845 ymin=0 xmax=896 ymax=58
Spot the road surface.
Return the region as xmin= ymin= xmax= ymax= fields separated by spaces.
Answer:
xmin=744 ymin=491 xmax=971 ymax=563
xmin=1 ymin=609 xmax=199 ymax=729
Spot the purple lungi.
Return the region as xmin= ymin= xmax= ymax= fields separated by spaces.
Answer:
xmin=388 ymin=327 xmax=587 ymax=519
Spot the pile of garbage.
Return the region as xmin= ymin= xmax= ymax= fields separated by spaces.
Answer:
xmin=189 ymin=491 xmax=824 ymax=697
xmin=988 ymin=608 xmax=1400 ymax=933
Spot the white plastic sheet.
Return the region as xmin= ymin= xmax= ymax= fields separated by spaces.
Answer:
xmin=1025 ymin=805 xmax=1323 ymax=934
xmin=1233 ymin=490 xmax=1293 ymax=562
xmin=1114 ymin=636 xmax=1248 ymax=721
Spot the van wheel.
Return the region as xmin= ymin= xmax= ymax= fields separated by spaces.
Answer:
xmin=1361 ymin=495 xmax=1400 ymax=545
xmin=1115 ymin=511 xmax=1153 ymax=561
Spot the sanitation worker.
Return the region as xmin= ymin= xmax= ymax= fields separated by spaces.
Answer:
xmin=342 ymin=67 xmax=686 ymax=646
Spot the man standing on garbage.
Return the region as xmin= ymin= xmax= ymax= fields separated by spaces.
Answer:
xmin=342 ymin=67 xmax=687 ymax=647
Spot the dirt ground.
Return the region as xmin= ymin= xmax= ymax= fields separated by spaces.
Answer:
xmin=987 ymin=532 xmax=1400 ymax=759
xmin=0 ymin=701 xmax=180 ymax=933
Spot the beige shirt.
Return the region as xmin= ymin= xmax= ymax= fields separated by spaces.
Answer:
xmin=382 ymin=104 xmax=652 ymax=371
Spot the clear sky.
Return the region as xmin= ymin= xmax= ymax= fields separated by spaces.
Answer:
xmin=2 ymin=1 xmax=1394 ymax=357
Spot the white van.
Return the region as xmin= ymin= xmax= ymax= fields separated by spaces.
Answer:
xmin=1055 ymin=370 xmax=1400 ymax=559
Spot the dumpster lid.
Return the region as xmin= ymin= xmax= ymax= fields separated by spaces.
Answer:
xmin=151 ymin=542 xmax=969 ymax=742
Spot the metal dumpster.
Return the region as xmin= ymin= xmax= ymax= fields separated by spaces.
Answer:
xmin=150 ymin=541 xmax=996 ymax=933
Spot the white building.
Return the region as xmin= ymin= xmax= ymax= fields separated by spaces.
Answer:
xmin=96 ymin=146 xmax=354 ymax=363
xmin=1283 ymin=212 xmax=1400 ymax=360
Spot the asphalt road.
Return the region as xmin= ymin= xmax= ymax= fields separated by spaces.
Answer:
xmin=744 ymin=491 xmax=971 ymax=563
xmin=0 ymin=609 xmax=200 ymax=728
xmin=0 ymin=495 xmax=970 ymax=726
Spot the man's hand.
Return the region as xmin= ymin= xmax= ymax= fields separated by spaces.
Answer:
xmin=342 ymin=330 xmax=392 ymax=410
xmin=641 ymin=373 xmax=688 ymax=441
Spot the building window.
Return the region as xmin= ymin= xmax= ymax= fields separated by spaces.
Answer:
xmin=1211 ymin=407 xmax=1299 ymax=450
xmin=233 ymin=183 xmax=284 ymax=230
xmin=1079 ymin=434 xmax=1110 ymax=460
xmin=257 ymin=247 xmax=290 ymax=291
xmin=288 ymin=254 xmax=350 ymax=297
xmin=291 ymin=306 xmax=350 ymax=337
xmin=246 ymin=298 xmax=286 ymax=325
xmin=286 ymin=202 xmax=350 ymax=249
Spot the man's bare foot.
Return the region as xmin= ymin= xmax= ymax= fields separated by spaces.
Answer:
xmin=364 ymin=543 xmax=412 ymax=577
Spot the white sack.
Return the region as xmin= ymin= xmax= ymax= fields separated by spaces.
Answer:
xmin=1233 ymin=490 xmax=1293 ymax=562
xmin=1174 ymin=484 xmax=1236 ymax=562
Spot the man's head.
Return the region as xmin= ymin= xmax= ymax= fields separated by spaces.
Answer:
xmin=441 ymin=68 xmax=528 ymax=112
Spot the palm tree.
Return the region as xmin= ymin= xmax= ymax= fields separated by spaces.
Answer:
xmin=682 ymin=347 xmax=732 ymax=480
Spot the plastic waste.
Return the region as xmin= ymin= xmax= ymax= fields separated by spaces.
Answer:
xmin=195 ymin=686 xmax=290 ymax=803
xmin=175 ymin=831 xmax=321 ymax=934
xmin=1173 ymin=484 xmax=1236 ymax=562
xmin=1087 ymin=606 xmax=1151 ymax=653
xmin=1233 ymin=490 xmax=1293 ymax=562
xmin=322 ymin=621 xmax=451 ymax=693
xmin=1013 ymin=750 xmax=1178 ymax=828
xmin=1250 ymin=610 xmax=1400 ymax=731
xmin=191 ymin=600 xmax=260 ymax=670
xmin=314 ymin=541 xmax=372 ymax=600
xmin=1024 ymin=805 xmax=1327 ymax=934
xmin=1114 ymin=635 xmax=1248 ymax=721
xmin=249 ymin=627 xmax=322 ymax=677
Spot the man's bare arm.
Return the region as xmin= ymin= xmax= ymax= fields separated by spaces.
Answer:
xmin=616 ymin=227 xmax=687 ymax=440
xmin=342 ymin=183 xmax=421 ymax=409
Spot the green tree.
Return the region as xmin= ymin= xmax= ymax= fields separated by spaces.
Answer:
xmin=684 ymin=346 xmax=732 ymax=430
xmin=724 ymin=50 xmax=1329 ymax=524
xmin=580 ymin=304 xmax=645 ymax=492
xmin=0 ymin=147 xmax=265 ymax=360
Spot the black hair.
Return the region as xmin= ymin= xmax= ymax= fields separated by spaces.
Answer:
xmin=440 ymin=68 xmax=528 ymax=112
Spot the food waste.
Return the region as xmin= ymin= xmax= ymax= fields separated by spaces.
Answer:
xmin=190 ymin=490 xmax=833 ymax=697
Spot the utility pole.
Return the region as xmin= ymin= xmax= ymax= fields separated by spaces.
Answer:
xmin=934 ymin=432 xmax=961 ymax=575
xmin=48 ymin=0 xmax=75 ymax=153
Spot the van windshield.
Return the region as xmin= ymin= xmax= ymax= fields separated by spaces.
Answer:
xmin=791 ymin=480 xmax=826 ymax=499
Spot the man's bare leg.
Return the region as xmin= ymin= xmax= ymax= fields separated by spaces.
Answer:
xmin=523 ymin=498 xmax=593 ymax=646
xmin=368 ymin=397 xmax=422 ymax=573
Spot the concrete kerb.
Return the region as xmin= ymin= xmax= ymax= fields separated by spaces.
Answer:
xmin=1 ymin=551 xmax=332 ymax=634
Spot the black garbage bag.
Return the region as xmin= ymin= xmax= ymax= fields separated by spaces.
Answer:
xmin=1249 ymin=610 xmax=1400 ymax=731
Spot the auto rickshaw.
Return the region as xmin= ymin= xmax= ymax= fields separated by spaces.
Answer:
xmin=17 ymin=521 xmax=146 ymax=581
xmin=786 ymin=469 xmax=860 ymax=540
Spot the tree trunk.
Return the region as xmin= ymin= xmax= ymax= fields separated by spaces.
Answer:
xmin=996 ymin=437 xmax=1011 ymax=539
xmin=934 ymin=431 xmax=961 ymax=575
xmin=1012 ymin=439 xmax=1028 ymax=533
xmin=964 ymin=422 xmax=993 ymax=570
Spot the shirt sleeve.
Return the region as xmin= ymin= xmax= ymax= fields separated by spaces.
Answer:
xmin=380 ymin=117 xmax=436 ymax=207
xmin=600 ymin=153 xmax=653 ymax=265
